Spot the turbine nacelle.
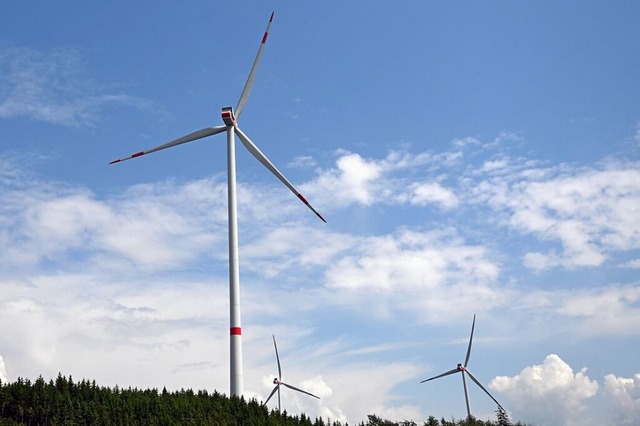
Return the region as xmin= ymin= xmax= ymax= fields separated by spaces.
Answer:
xmin=457 ymin=363 xmax=466 ymax=372
xmin=221 ymin=107 xmax=236 ymax=126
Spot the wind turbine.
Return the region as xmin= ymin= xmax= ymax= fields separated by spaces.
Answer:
xmin=263 ymin=335 xmax=320 ymax=412
xmin=420 ymin=315 xmax=504 ymax=418
xmin=109 ymin=12 xmax=326 ymax=397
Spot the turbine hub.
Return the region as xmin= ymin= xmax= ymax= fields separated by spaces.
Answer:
xmin=273 ymin=378 xmax=279 ymax=384
xmin=221 ymin=107 xmax=236 ymax=126
xmin=457 ymin=363 xmax=466 ymax=371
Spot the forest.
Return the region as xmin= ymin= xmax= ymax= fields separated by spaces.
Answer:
xmin=0 ymin=375 xmax=525 ymax=426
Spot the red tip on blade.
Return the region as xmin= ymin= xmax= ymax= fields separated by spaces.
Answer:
xmin=297 ymin=194 xmax=327 ymax=223
xmin=230 ymin=327 xmax=242 ymax=336
xmin=109 ymin=159 xmax=121 ymax=165
xmin=261 ymin=12 xmax=274 ymax=44
xmin=131 ymin=151 xmax=145 ymax=158
xmin=316 ymin=212 xmax=327 ymax=223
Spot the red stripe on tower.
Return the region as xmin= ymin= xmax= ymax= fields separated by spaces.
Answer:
xmin=230 ymin=327 xmax=242 ymax=335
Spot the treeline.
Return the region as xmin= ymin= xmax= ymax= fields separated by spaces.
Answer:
xmin=0 ymin=375 xmax=524 ymax=426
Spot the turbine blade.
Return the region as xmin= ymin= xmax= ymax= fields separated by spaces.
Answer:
xmin=281 ymin=382 xmax=321 ymax=399
xmin=273 ymin=335 xmax=282 ymax=379
xmin=109 ymin=126 xmax=226 ymax=164
xmin=234 ymin=126 xmax=327 ymax=223
xmin=466 ymin=370 xmax=504 ymax=410
xmin=420 ymin=368 xmax=460 ymax=383
xmin=464 ymin=314 xmax=476 ymax=367
xmin=263 ymin=385 xmax=279 ymax=406
xmin=235 ymin=11 xmax=274 ymax=120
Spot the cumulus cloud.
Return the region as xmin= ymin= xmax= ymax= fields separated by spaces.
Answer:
xmin=0 ymin=46 xmax=150 ymax=127
xmin=490 ymin=354 xmax=598 ymax=426
xmin=308 ymin=149 xmax=461 ymax=209
xmin=313 ymin=152 xmax=383 ymax=206
xmin=604 ymin=373 xmax=640 ymax=425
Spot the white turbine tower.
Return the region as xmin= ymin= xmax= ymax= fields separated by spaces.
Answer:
xmin=263 ymin=335 xmax=320 ymax=412
xmin=420 ymin=315 xmax=504 ymax=418
xmin=110 ymin=12 xmax=326 ymax=397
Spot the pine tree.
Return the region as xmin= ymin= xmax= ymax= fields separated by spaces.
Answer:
xmin=495 ymin=407 xmax=511 ymax=426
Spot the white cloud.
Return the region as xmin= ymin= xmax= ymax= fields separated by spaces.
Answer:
xmin=513 ymin=285 xmax=640 ymax=338
xmin=2 ymin=139 xmax=640 ymax=424
xmin=0 ymin=46 xmax=150 ymax=127
xmin=406 ymin=182 xmax=459 ymax=209
xmin=249 ymin=333 xmax=420 ymax=424
xmin=452 ymin=137 xmax=481 ymax=148
xmin=307 ymin=146 xmax=639 ymax=275
xmin=1 ymin=173 xmax=225 ymax=272
xmin=555 ymin=286 xmax=640 ymax=336
xmin=326 ymin=229 xmax=499 ymax=291
xmin=472 ymin=160 xmax=640 ymax=270
xmin=313 ymin=152 xmax=383 ymax=206
xmin=311 ymin=361 xmax=422 ymax=424
xmin=481 ymin=158 xmax=510 ymax=173
xmin=241 ymin=225 xmax=356 ymax=278
xmin=604 ymin=373 xmax=640 ymax=425
xmin=324 ymin=228 xmax=505 ymax=321
xmin=308 ymin=149 xmax=462 ymax=209
xmin=490 ymin=354 xmax=598 ymax=426
xmin=287 ymin=155 xmax=317 ymax=169
xmin=619 ymin=259 xmax=640 ymax=269
xmin=0 ymin=272 xmax=231 ymax=391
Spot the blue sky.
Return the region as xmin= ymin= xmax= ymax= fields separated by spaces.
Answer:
xmin=1 ymin=1 xmax=639 ymax=425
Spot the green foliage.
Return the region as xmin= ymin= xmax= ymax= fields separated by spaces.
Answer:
xmin=0 ymin=375 xmax=529 ymax=426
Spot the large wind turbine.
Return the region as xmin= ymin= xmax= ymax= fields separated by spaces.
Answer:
xmin=110 ymin=12 xmax=326 ymax=397
xmin=263 ymin=335 xmax=320 ymax=412
xmin=420 ymin=315 xmax=504 ymax=418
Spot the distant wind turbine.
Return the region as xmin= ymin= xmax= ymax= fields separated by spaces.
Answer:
xmin=109 ymin=12 xmax=326 ymax=397
xmin=420 ymin=315 xmax=504 ymax=418
xmin=263 ymin=335 xmax=320 ymax=412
